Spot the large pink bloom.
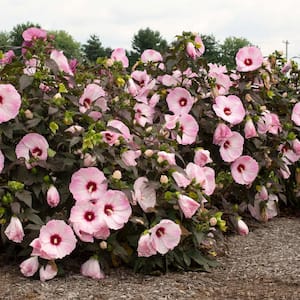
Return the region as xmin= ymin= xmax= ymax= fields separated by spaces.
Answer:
xmin=111 ymin=48 xmax=129 ymax=68
xmin=79 ymin=83 xmax=106 ymax=113
xmin=69 ymin=167 xmax=107 ymax=203
xmin=166 ymin=87 xmax=194 ymax=115
xmin=98 ymin=190 xmax=132 ymax=230
xmin=150 ymin=220 xmax=181 ymax=255
xmin=291 ymin=102 xmax=300 ymax=126
xmin=132 ymin=177 xmax=156 ymax=212
xmin=235 ymin=46 xmax=263 ymax=72
xmin=31 ymin=220 xmax=76 ymax=260
xmin=185 ymin=163 xmax=216 ymax=196
xmin=22 ymin=27 xmax=47 ymax=42
xmin=0 ymin=84 xmax=22 ymax=124
xmin=178 ymin=194 xmax=200 ymax=218
xmin=69 ymin=201 xmax=109 ymax=242
xmin=231 ymin=155 xmax=259 ymax=185
xmin=213 ymin=95 xmax=245 ymax=125
xmin=219 ymin=132 xmax=244 ymax=162
xmin=15 ymin=133 xmax=49 ymax=169
xmin=141 ymin=49 xmax=163 ymax=63
xmin=50 ymin=49 xmax=74 ymax=76
xmin=4 ymin=216 xmax=24 ymax=243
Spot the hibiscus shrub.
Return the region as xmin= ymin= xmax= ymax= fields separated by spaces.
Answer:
xmin=0 ymin=28 xmax=299 ymax=280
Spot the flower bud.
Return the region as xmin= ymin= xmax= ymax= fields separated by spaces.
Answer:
xmin=47 ymin=185 xmax=60 ymax=208
xmin=24 ymin=109 xmax=33 ymax=119
xmin=209 ymin=217 xmax=217 ymax=226
xmin=112 ymin=170 xmax=122 ymax=180
xmin=237 ymin=219 xmax=249 ymax=236
xmin=99 ymin=241 xmax=107 ymax=250
xmin=83 ymin=153 xmax=97 ymax=167
xmin=144 ymin=149 xmax=154 ymax=157
xmin=160 ymin=175 xmax=169 ymax=184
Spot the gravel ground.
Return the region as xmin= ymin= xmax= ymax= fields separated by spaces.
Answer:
xmin=1 ymin=216 xmax=300 ymax=300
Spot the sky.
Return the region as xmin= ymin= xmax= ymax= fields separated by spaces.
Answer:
xmin=2 ymin=0 xmax=300 ymax=60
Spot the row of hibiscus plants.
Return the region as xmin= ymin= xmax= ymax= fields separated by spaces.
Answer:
xmin=0 ymin=28 xmax=299 ymax=281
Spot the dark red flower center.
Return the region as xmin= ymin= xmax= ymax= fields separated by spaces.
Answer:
xmin=156 ymin=227 xmax=165 ymax=238
xmin=244 ymin=58 xmax=253 ymax=66
xmin=281 ymin=145 xmax=288 ymax=153
xmin=86 ymin=181 xmax=97 ymax=193
xmin=83 ymin=98 xmax=91 ymax=108
xmin=84 ymin=211 xmax=95 ymax=222
xmin=31 ymin=147 xmax=42 ymax=157
xmin=105 ymin=132 xmax=113 ymax=141
xmin=139 ymin=80 xmax=145 ymax=87
xmin=0 ymin=95 xmax=3 ymax=105
xmin=237 ymin=164 xmax=245 ymax=173
xmin=50 ymin=234 xmax=62 ymax=246
xmin=223 ymin=140 xmax=230 ymax=149
xmin=179 ymin=97 xmax=187 ymax=107
xmin=104 ymin=204 xmax=113 ymax=216
xmin=223 ymin=107 xmax=231 ymax=116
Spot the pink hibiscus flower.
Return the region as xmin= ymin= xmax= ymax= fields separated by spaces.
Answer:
xmin=141 ymin=49 xmax=163 ymax=63
xmin=98 ymin=190 xmax=132 ymax=230
xmin=69 ymin=167 xmax=107 ymax=203
xmin=69 ymin=201 xmax=109 ymax=242
xmin=4 ymin=216 xmax=24 ymax=243
xmin=134 ymin=103 xmax=155 ymax=127
xmin=132 ymin=177 xmax=156 ymax=212
xmin=111 ymin=48 xmax=129 ymax=68
xmin=79 ymin=83 xmax=106 ymax=113
xmin=137 ymin=233 xmax=157 ymax=257
xmin=50 ymin=49 xmax=74 ymax=76
xmin=235 ymin=46 xmax=263 ymax=72
xmin=186 ymin=35 xmax=205 ymax=59
xmin=101 ymin=131 xmax=121 ymax=146
xmin=213 ymin=123 xmax=233 ymax=145
xmin=244 ymin=118 xmax=258 ymax=138
xmin=20 ymin=256 xmax=39 ymax=277
xmin=213 ymin=95 xmax=245 ymax=125
xmin=157 ymin=151 xmax=176 ymax=165
xmin=257 ymin=111 xmax=282 ymax=135
xmin=219 ymin=132 xmax=244 ymax=162
xmin=15 ymin=133 xmax=49 ymax=169
xmin=22 ymin=27 xmax=47 ymax=42
xmin=291 ymin=102 xmax=300 ymax=126
xmin=150 ymin=219 xmax=181 ymax=255
xmin=231 ymin=155 xmax=259 ymax=185
xmin=81 ymin=257 xmax=105 ymax=280
xmin=0 ymin=84 xmax=22 ymax=124
xmin=39 ymin=262 xmax=58 ymax=282
xmin=31 ymin=220 xmax=77 ymax=260
xmin=0 ymin=50 xmax=15 ymax=65
xmin=178 ymin=194 xmax=200 ymax=218
xmin=121 ymin=150 xmax=141 ymax=167
xmin=166 ymin=87 xmax=194 ymax=116
xmin=194 ymin=148 xmax=212 ymax=167
xmin=107 ymin=120 xmax=132 ymax=142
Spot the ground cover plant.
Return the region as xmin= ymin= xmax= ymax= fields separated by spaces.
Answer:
xmin=0 ymin=28 xmax=299 ymax=281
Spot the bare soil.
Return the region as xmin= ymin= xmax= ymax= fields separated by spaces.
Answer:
xmin=1 ymin=216 xmax=300 ymax=300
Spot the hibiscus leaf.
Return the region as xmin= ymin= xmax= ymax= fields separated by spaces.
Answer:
xmin=19 ymin=74 xmax=34 ymax=91
xmin=15 ymin=190 xmax=32 ymax=207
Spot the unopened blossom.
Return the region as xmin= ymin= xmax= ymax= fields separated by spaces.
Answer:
xmin=178 ymin=194 xmax=200 ymax=218
xmin=166 ymin=87 xmax=194 ymax=116
xmin=50 ymin=49 xmax=74 ymax=76
xmin=39 ymin=262 xmax=58 ymax=282
xmin=121 ymin=150 xmax=141 ymax=167
xmin=213 ymin=123 xmax=233 ymax=146
xmin=137 ymin=233 xmax=157 ymax=257
xmin=132 ymin=177 xmax=156 ymax=212
xmin=30 ymin=220 xmax=77 ymax=260
xmin=144 ymin=149 xmax=154 ymax=157
xmin=194 ymin=148 xmax=213 ymax=166
xmin=150 ymin=219 xmax=181 ymax=255
xmin=111 ymin=48 xmax=129 ymax=68
xmin=141 ymin=49 xmax=163 ymax=63
xmin=69 ymin=167 xmax=107 ymax=203
xmin=291 ymin=102 xmax=300 ymax=126
xmin=47 ymin=185 xmax=60 ymax=208
xmin=213 ymin=95 xmax=245 ymax=125
xmin=235 ymin=46 xmax=263 ymax=72
xmin=219 ymin=132 xmax=244 ymax=162
xmin=0 ymin=84 xmax=22 ymax=124
xmin=231 ymin=155 xmax=259 ymax=185
xmin=22 ymin=27 xmax=47 ymax=42
xmin=79 ymin=83 xmax=106 ymax=113
xmin=0 ymin=149 xmax=4 ymax=173
xmin=186 ymin=35 xmax=205 ymax=59
xmin=98 ymin=190 xmax=132 ymax=230
xmin=81 ymin=257 xmax=105 ymax=279
xmin=20 ymin=256 xmax=39 ymax=277
xmin=237 ymin=219 xmax=249 ymax=236
xmin=112 ymin=170 xmax=122 ymax=180
xmin=244 ymin=118 xmax=258 ymax=138
xmin=160 ymin=175 xmax=169 ymax=184
xmin=4 ymin=216 xmax=24 ymax=243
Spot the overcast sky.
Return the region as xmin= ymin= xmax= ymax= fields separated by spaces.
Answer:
xmin=2 ymin=0 xmax=300 ymax=60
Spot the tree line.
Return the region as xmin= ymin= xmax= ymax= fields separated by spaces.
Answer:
xmin=0 ymin=22 xmax=252 ymax=70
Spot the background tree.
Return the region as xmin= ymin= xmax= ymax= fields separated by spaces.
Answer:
xmin=220 ymin=36 xmax=252 ymax=69
xmin=0 ymin=31 xmax=11 ymax=51
xmin=49 ymin=30 xmax=82 ymax=59
xmin=82 ymin=34 xmax=112 ymax=62
xmin=201 ymin=34 xmax=221 ymax=64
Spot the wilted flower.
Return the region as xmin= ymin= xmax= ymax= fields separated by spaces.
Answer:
xmin=20 ymin=256 xmax=39 ymax=277
xmin=81 ymin=257 xmax=105 ymax=279
xmin=178 ymin=194 xmax=200 ymax=218
xmin=4 ymin=216 xmax=24 ymax=243
xmin=137 ymin=233 xmax=157 ymax=257
xmin=50 ymin=49 xmax=74 ymax=76
xmin=39 ymin=262 xmax=58 ymax=282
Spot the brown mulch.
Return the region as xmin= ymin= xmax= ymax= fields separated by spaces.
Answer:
xmin=1 ymin=216 xmax=300 ymax=300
